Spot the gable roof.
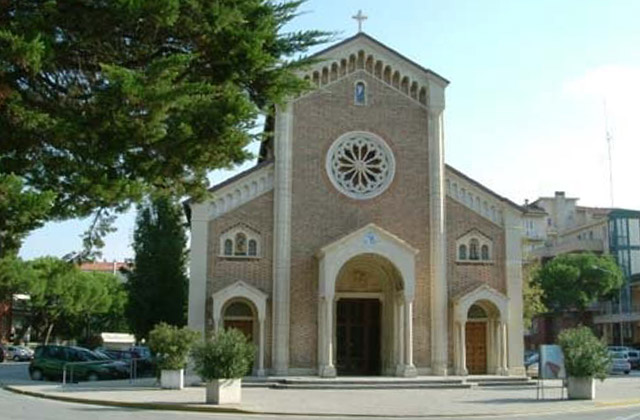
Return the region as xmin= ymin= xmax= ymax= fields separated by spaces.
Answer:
xmin=309 ymin=32 xmax=449 ymax=86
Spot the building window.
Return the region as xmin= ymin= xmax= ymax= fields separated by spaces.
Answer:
xmin=455 ymin=230 xmax=493 ymax=263
xmin=219 ymin=224 xmax=261 ymax=258
xmin=224 ymin=239 xmax=233 ymax=256
xmin=469 ymin=239 xmax=479 ymax=260
xmin=354 ymin=81 xmax=366 ymax=105
xmin=481 ymin=244 xmax=490 ymax=260
xmin=248 ymin=239 xmax=257 ymax=257
xmin=459 ymin=244 xmax=467 ymax=260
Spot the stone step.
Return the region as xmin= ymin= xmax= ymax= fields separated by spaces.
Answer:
xmin=269 ymin=382 xmax=474 ymax=390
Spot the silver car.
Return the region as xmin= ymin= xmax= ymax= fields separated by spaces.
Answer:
xmin=609 ymin=351 xmax=631 ymax=375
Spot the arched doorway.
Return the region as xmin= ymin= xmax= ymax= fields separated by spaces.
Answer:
xmin=334 ymin=254 xmax=403 ymax=376
xmin=453 ymin=284 xmax=509 ymax=376
xmin=222 ymin=300 xmax=255 ymax=341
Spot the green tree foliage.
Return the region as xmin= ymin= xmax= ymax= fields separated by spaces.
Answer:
xmin=192 ymin=328 xmax=255 ymax=380
xmin=1 ymin=0 xmax=328 ymax=223
xmin=533 ymin=253 xmax=624 ymax=313
xmin=558 ymin=326 xmax=611 ymax=380
xmin=523 ymin=262 xmax=547 ymax=329
xmin=0 ymin=254 xmax=35 ymax=299
xmin=0 ymin=174 xmax=55 ymax=257
xmin=27 ymin=257 xmax=127 ymax=343
xmin=148 ymin=322 xmax=200 ymax=370
xmin=126 ymin=196 xmax=188 ymax=338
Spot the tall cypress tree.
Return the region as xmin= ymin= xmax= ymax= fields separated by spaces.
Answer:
xmin=126 ymin=196 xmax=188 ymax=339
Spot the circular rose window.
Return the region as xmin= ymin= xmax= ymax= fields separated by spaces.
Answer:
xmin=326 ymin=132 xmax=395 ymax=200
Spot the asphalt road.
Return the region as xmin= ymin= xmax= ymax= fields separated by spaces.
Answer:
xmin=2 ymin=362 xmax=640 ymax=420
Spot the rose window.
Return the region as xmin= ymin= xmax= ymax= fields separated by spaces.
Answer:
xmin=326 ymin=132 xmax=395 ymax=199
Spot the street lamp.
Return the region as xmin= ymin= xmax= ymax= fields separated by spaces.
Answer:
xmin=593 ymin=265 xmax=624 ymax=347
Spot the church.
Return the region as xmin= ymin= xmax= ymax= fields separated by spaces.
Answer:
xmin=187 ymin=31 xmax=525 ymax=377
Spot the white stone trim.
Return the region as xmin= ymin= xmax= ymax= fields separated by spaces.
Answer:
xmin=455 ymin=229 xmax=494 ymax=263
xmin=188 ymin=203 xmax=209 ymax=338
xmin=219 ymin=224 xmax=262 ymax=258
xmin=452 ymin=284 xmax=510 ymax=323
xmin=445 ymin=170 xmax=505 ymax=226
xmin=206 ymin=165 xmax=274 ymax=221
xmin=272 ymin=100 xmax=294 ymax=375
xmin=504 ymin=208 xmax=525 ymax=376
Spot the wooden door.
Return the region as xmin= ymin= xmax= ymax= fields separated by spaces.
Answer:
xmin=224 ymin=320 xmax=253 ymax=341
xmin=465 ymin=322 xmax=487 ymax=374
xmin=336 ymin=299 xmax=381 ymax=375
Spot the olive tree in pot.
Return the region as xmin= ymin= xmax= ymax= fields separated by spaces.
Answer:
xmin=557 ymin=326 xmax=611 ymax=400
xmin=148 ymin=323 xmax=200 ymax=390
xmin=191 ymin=328 xmax=255 ymax=404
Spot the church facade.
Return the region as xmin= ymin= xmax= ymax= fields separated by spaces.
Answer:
xmin=187 ymin=33 xmax=525 ymax=377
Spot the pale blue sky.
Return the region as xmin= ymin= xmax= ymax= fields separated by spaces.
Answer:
xmin=20 ymin=0 xmax=640 ymax=261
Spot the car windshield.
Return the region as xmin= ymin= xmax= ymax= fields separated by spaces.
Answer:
xmin=91 ymin=350 xmax=112 ymax=360
xmin=611 ymin=352 xmax=627 ymax=360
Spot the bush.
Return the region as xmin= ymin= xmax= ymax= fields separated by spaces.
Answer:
xmin=191 ymin=328 xmax=255 ymax=381
xmin=557 ymin=326 xmax=611 ymax=380
xmin=148 ymin=323 xmax=200 ymax=371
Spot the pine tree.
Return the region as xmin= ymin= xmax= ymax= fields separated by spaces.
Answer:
xmin=126 ymin=196 xmax=188 ymax=339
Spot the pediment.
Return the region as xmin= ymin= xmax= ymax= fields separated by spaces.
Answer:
xmin=317 ymin=223 xmax=418 ymax=258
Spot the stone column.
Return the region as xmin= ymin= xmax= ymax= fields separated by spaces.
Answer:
xmin=456 ymin=322 xmax=468 ymax=376
xmin=428 ymin=99 xmax=448 ymax=376
xmin=257 ymin=317 xmax=266 ymax=376
xmin=188 ymin=203 xmax=209 ymax=338
xmin=272 ymin=100 xmax=294 ymax=375
xmin=319 ymin=295 xmax=336 ymax=377
xmin=504 ymin=209 xmax=525 ymax=375
xmin=398 ymin=298 xmax=417 ymax=377
xmin=395 ymin=296 xmax=405 ymax=375
xmin=499 ymin=321 xmax=509 ymax=375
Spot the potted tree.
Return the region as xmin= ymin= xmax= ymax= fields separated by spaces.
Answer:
xmin=557 ymin=326 xmax=611 ymax=400
xmin=148 ymin=323 xmax=200 ymax=390
xmin=191 ymin=328 xmax=255 ymax=404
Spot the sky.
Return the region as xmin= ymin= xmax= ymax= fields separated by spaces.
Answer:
xmin=19 ymin=0 xmax=640 ymax=262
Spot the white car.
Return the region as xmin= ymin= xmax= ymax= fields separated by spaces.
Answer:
xmin=6 ymin=346 xmax=33 ymax=362
xmin=609 ymin=351 xmax=631 ymax=375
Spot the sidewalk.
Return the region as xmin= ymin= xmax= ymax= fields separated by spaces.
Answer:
xmin=6 ymin=376 xmax=640 ymax=418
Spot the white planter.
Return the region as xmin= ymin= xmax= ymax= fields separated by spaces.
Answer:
xmin=160 ymin=369 xmax=184 ymax=390
xmin=205 ymin=379 xmax=242 ymax=404
xmin=567 ymin=376 xmax=596 ymax=400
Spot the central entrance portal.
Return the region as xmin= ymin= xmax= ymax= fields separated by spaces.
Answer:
xmin=336 ymin=299 xmax=381 ymax=376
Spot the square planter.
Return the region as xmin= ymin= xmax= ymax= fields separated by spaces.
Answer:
xmin=567 ymin=376 xmax=595 ymax=400
xmin=160 ymin=369 xmax=184 ymax=390
xmin=206 ymin=379 xmax=242 ymax=404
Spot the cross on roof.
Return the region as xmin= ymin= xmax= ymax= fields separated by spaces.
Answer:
xmin=352 ymin=10 xmax=368 ymax=33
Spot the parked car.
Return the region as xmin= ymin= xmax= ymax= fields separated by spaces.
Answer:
xmin=627 ymin=350 xmax=640 ymax=369
xmin=97 ymin=348 xmax=155 ymax=376
xmin=6 ymin=345 xmax=33 ymax=361
xmin=29 ymin=345 xmax=129 ymax=381
xmin=608 ymin=346 xmax=633 ymax=353
xmin=609 ymin=351 xmax=631 ymax=375
xmin=0 ymin=345 xmax=5 ymax=362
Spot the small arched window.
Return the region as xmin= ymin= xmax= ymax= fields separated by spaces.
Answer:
xmin=224 ymin=239 xmax=233 ymax=256
xmin=469 ymin=239 xmax=479 ymax=260
xmin=481 ymin=244 xmax=490 ymax=260
xmin=354 ymin=81 xmax=366 ymax=105
xmin=458 ymin=244 xmax=467 ymax=260
xmin=235 ymin=232 xmax=247 ymax=256
xmin=248 ymin=239 xmax=257 ymax=256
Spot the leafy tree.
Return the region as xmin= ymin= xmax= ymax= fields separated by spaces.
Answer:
xmin=0 ymin=174 xmax=55 ymax=258
xmin=26 ymin=257 xmax=125 ymax=343
xmin=523 ymin=262 xmax=547 ymax=329
xmin=1 ymin=0 xmax=328 ymax=236
xmin=126 ymin=196 xmax=188 ymax=339
xmin=533 ymin=253 xmax=624 ymax=314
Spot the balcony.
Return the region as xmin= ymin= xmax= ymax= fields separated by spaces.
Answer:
xmin=530 ymin=238 xmax=605 ymax=258
xmin=593 ymin=302 xmax=640 ymax=324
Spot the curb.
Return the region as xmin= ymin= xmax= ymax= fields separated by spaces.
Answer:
xmin=6 ymin=385 xmax=640 ymax=418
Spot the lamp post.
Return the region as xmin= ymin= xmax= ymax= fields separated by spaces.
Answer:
xmin=593 ymin=265 xmax=624 ymax=347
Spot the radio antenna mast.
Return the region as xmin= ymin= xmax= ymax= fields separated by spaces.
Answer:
xmin=604 ymin=100 xmax=614 ymax=208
